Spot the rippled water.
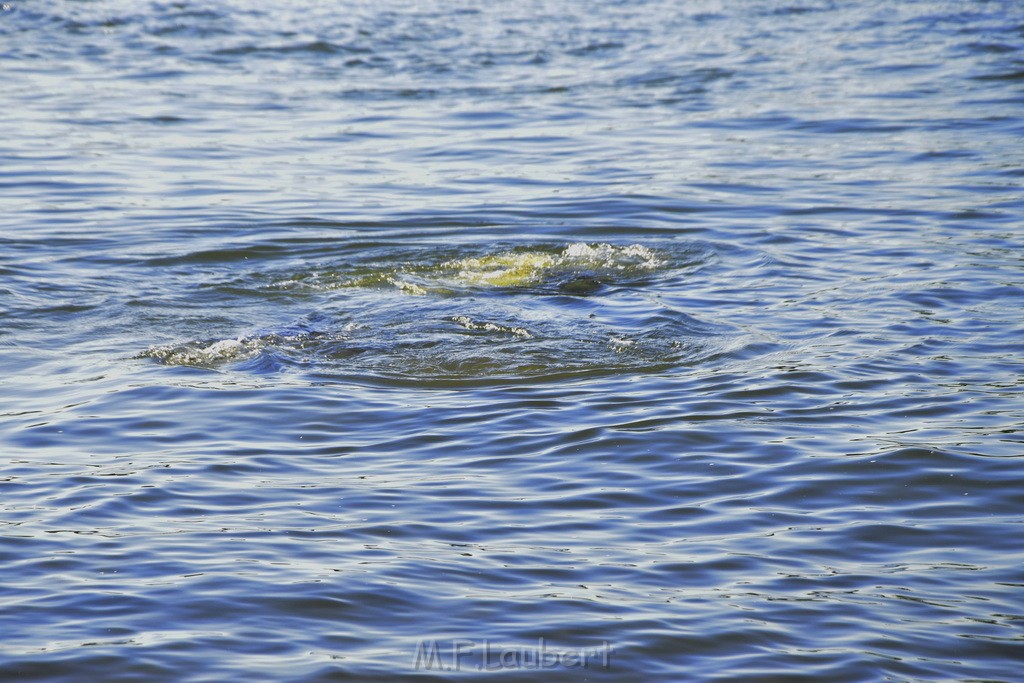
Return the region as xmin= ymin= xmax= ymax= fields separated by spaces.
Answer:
xmin=2 ymin=1 xmax=1023 ymax=680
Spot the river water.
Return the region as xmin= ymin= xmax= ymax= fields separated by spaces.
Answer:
xmin=2 ymin=1 xmax=1023 ymax=681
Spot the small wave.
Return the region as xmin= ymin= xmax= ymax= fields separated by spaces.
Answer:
xmin=140 ymin=337 xmax=258 ymax=367
xmin=451 ymin=315 xmax=533 ymax=339
xmin=139 ymin=323 xmax=336 ymax=368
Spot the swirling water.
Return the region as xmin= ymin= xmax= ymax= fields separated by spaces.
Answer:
xmin=1 ymin=0 xmax=1023 ymax=680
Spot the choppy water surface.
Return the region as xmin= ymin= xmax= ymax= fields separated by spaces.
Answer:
xmin=2 ymin=1 xmax=1023 ymax=680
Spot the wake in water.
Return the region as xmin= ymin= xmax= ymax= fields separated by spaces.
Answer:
xmin=139 ymin=242 xmax=733 ymax=382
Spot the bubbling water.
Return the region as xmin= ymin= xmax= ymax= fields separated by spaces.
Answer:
xmin=442 ymin=243 xmax=664 ymax=288
xmin=265 ymin=242 xmax=668 ymax=295
xmin=139 ymin=242 xmax=730 ymax=381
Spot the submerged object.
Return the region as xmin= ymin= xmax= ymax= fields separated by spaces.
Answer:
xmin=444 ymin=243 xmax=661 ymax=291
xmin=269 ymin=242 xmax=666 ymax=296
xmin=556 ymin=273 xmax=604 ymax=296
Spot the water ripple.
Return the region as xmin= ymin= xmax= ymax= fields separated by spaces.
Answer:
xmin=3 ymin=0 xmax=1024 ymax=680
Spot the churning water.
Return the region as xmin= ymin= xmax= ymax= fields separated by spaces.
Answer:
xmin=2 ymin=1 xmax=1023 ymax=681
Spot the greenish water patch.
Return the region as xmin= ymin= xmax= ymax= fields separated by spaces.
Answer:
xmin=272 ymin=242 xmax=671 ymax=295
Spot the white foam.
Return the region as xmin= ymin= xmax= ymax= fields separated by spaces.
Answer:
xmin=451 ymin=315 xmax=533 ymax=339
xmin=143 ymin=337 xmax=257 ymax=366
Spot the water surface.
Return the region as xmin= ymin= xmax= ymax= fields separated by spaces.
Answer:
xmin=2 ymin=1 xmax=1023 ymax=681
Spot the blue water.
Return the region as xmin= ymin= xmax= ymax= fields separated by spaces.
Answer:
xmin=2 ymin=1 xmax=1023 ymax=680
